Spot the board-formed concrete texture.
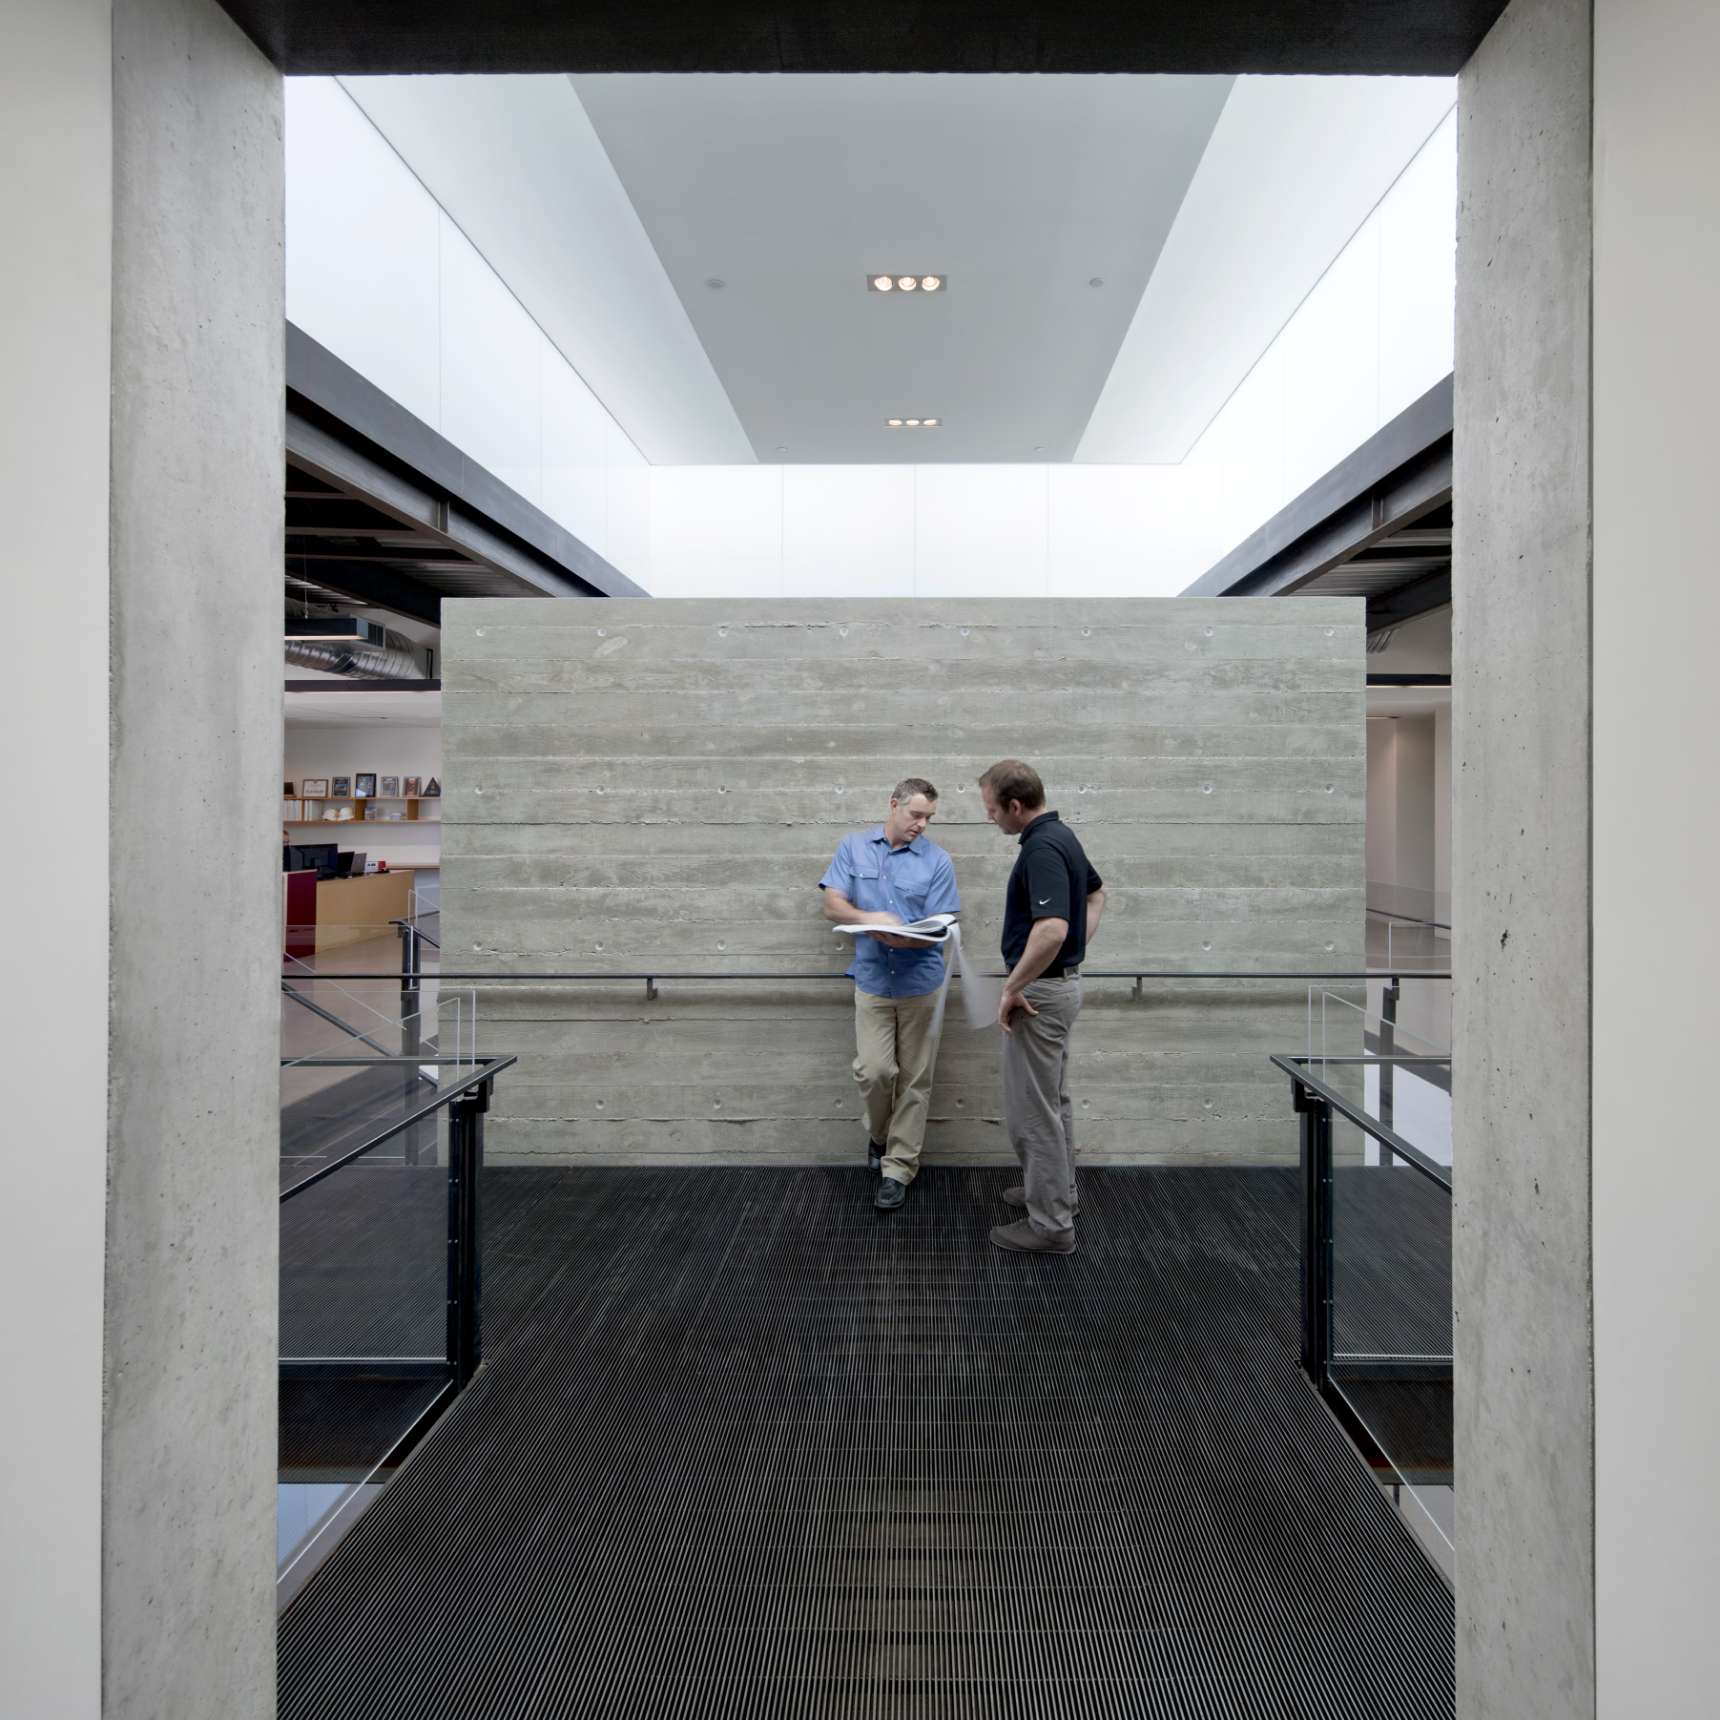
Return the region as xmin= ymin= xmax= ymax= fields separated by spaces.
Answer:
xmin=444 ymin=598 xmax=1364 ymax=1168
xmin=1454 ymin=0 xmax=1596 ymax=1714
xmin=103 ymin=0 xmax=284 ymax=1713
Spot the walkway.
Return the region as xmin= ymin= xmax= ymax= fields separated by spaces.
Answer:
xmin=278 ymin=1165 xmax=1454 ymax=1719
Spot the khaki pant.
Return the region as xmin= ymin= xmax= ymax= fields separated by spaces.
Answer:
xmin=853 ymin=988 xmax=943 ymax=1185
xmin=1000 ymin=976 xmax=1082 ymax=1238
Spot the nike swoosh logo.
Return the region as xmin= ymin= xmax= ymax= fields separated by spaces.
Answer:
xmin=1038 ymin=898 xmax=1051 ymax=905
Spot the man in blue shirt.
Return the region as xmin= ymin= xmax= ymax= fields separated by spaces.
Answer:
xmin=820 ymin=778 xmax=961 ymax=1211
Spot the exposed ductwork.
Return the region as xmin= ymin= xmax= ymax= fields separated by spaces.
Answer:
xmin=284 ymin=623 xmax=426 ymax=681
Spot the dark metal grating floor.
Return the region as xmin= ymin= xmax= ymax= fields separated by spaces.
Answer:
xmin=278 ymin=1166 xmax=1454 ymax=1719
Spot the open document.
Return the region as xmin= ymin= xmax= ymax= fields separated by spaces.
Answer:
xmin=834 ymin=915 xmax=1002 ymax=1032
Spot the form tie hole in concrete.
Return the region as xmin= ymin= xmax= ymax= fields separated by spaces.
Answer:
xmin=1081 ymin=627 xmax=1092 ymax=638
xmin=1325 ymin=784 xmax=1336 ymax=795
xmin=1204 ymin=1099 xmax=1215 ymax=1111
xmin=838 ymin=625 xmax=849 ymax=638
xmin=475 ymin=785 xmax=484 ymax=795
xmin=717 ymin=625 xmax=728 ymax=637
xmin=1326 ymin=628 xmax=1336 ymax=638
xmin=717 ymin=785 xmax=728 ymax=794
xmin=716 ymin=941 xmax=726 ymax=952
xmin=597 ymin=628 xmax=606 ymax=638
xmin=1200 ymin=782 xmax=1214 ymax=796
xmin=960 ymin=627 xmax=971 ymax=638
xmin=1325 ymin=942 xmax=1336 ymax=953
xmin=475 ymin=628 xmax=486 ymax=638
xmin=594 ymin=942 xmax=603 ymax=952
xmin=1202 ymin=940 xmax=1213 ymax=952
xmin=596 ymin=1100 xmax=605 ymax=1110
xmin=1204 ymin=625 xmax=1215 ymax=638
xmin=834 ymin=785 xmax=845 ymax=796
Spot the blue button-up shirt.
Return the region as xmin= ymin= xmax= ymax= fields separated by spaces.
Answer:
xmin=820 ymin=826 xmax=961 ymax=998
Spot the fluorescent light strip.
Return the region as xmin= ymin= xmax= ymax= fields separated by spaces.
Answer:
xmin=868 ymin=274 xmax=946 ymax=293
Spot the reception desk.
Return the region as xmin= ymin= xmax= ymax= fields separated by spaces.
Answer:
xmin=282 ymin=869 xmax=420 ymax=953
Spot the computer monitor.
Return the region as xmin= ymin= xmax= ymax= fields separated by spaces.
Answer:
xmin=348 ymin=852 xmax=366 ymax=877
xmin=283 ymin=843 xmax=340 ymax=880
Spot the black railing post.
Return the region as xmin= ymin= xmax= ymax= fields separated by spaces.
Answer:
xmin=399 ymin=919 xmax=427 ymax=1165
xmin=1295 ymin=1078 xmax=1335 ymax=1383
xmin=445 ymin=1078 xmax=489 ymax=1388
xmin=1379 ymin=975 xmax=1400 ymax=1159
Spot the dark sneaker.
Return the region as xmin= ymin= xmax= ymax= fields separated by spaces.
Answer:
xmin=874 ymin=1175 xmax=907 ymax=1212
xmin=868 ymin=1138 xmax=885 ymax=1174
xmin=989 ymin=1219 xmax=1075 ymax=1255
xmin=1003 ymin=1185 xmax=1079 ymax=1216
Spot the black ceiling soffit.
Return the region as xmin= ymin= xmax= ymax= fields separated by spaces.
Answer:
xmin=1181 ymin=373 xmax=1453 ymax=631
xmin=220 ymin=1 xmax=1510 ymax=76
xmin=286 ymin=324 xmax=645 ymax=606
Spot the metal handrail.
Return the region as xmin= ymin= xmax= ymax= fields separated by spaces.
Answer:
xmin=279 ymin=1054 xmax=517 ymax=1202
xmin=390 ymin=915 xmax=440 ymax=950
xmin=1270 ymin=1053 xmax=1452 ymax=1192
xmin=309 ymin=966 xmax=1452 ymax=983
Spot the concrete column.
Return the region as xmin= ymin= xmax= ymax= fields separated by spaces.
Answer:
xmin=1454 ymin=0 xmax=1595 ymax=1716
xmin=3 ymin=1 xmax=283 ymax=1713
xmin=1591 ymin=3 xmax=1720 ymax=1714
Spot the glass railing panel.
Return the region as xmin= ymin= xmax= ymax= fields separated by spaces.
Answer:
xmin=1310 ymin=988 xmax=1451 ymax=1171
xmin=277 ymin=1103 xmax=452 ymax=1597
xmin=1326 ymin=1106 xmax=1454 ymax=1579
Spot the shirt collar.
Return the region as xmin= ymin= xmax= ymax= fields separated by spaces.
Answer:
xmin=869 ymin=824 xmax=924 ymax=853
xmin=1017 ymin=810 xmax=1060 ymax=847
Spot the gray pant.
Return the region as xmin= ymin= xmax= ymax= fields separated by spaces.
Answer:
xmin=1000 ymin=976 xmax=1082 ymax=1237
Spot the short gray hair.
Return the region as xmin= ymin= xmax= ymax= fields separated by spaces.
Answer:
xmin=892 ymin=776 xmax=938 ymax=804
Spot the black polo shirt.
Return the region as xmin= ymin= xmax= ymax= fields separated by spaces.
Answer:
xmin=1002 ymin=812 xmax=1103 ymax=972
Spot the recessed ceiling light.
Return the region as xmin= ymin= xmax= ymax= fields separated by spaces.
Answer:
xmin=923 ymin=418 xmax=940 ymax=427
xmin=706 ymin=276 xmax=726 ymax=289
xmin=886 ymin=417 xmax=941 ymax=428
xmin=904 ymin=418 xmax=922 ymax=427
xmin=1088 ymin=277 xmax=1104 ymax=288
xmin=886 ymin=418 xmax=904 ymax=428
xmin=868 ymin=273 xmax=948 ymax=294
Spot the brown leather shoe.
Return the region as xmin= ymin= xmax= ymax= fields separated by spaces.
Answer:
xmin=989 ymin=1219 xmax=1076 ymax=1255
xmin=1003 ymin=1185 xmax=1079 ymax=1216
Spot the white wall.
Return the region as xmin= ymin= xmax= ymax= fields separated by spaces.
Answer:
xmin=284 ymin=723 xmax=442 ymax=870
xmin=646 ymin=110 xmax=1457 ymax=599
xmin=0 ymin=4 xmax=109 ymax=1708
xmin=284 ymin=79 xmax=652 ymax=583
xmin=1593 ymin=3 xmax=1720 ymax=1713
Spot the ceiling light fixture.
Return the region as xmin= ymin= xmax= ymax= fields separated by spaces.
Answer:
xmin=868 ymin=273 xmax=947 ymax=293
xmin=904 ymin=418 xmax=921 ymax=426
xmin=886 ymin=418 xmax=941 ymax=429
xmin=886 ymin=418 xmax=904 ymax=428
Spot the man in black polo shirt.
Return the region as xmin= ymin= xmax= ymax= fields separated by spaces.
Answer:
xmin=977 ymin=760 xmax=1106 ymax=1255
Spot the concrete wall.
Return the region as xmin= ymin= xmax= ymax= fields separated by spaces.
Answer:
xmin=1 ymin=2 xmax=113 ymax=1708
xmin=442 ymin=597 xmax=1364 ymax=1167
xmin=1592 ymin=1 xmax=1720 ymax=1713
xmin=1454 ymin=0 xmax=1595 ymax=1714
xmin=104 ymin=0 xmax=283 ymax=1713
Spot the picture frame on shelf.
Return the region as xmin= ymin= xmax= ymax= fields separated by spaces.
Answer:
xmin=330 ymin=776 xmax=351 ymax=798
xmin=283 ymin=780 xmax=295 ymax=797
xmin=302 ymin=778 xmax=328 ymax=798
xmin=355 ymin=773 xmax=377 ymax=799
xmin=402 ymin=775 xmax=422 ymax=798
xmin=422 ymin=776 xmax=441 ymax=797
xmin=380 ymin=775 xmax=400 ymax=798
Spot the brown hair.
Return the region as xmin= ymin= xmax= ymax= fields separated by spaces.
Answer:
xmin=977 ymin=760 xmax=1044 ymax=811
xmin=892 ymin=777 xmax=938 ymax=804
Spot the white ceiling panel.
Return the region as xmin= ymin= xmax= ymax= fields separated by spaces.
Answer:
xmin=571 ymin=73 xmax=1231 ymax=464
xmin=340 ymin=74 xmax=754 ymax=465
